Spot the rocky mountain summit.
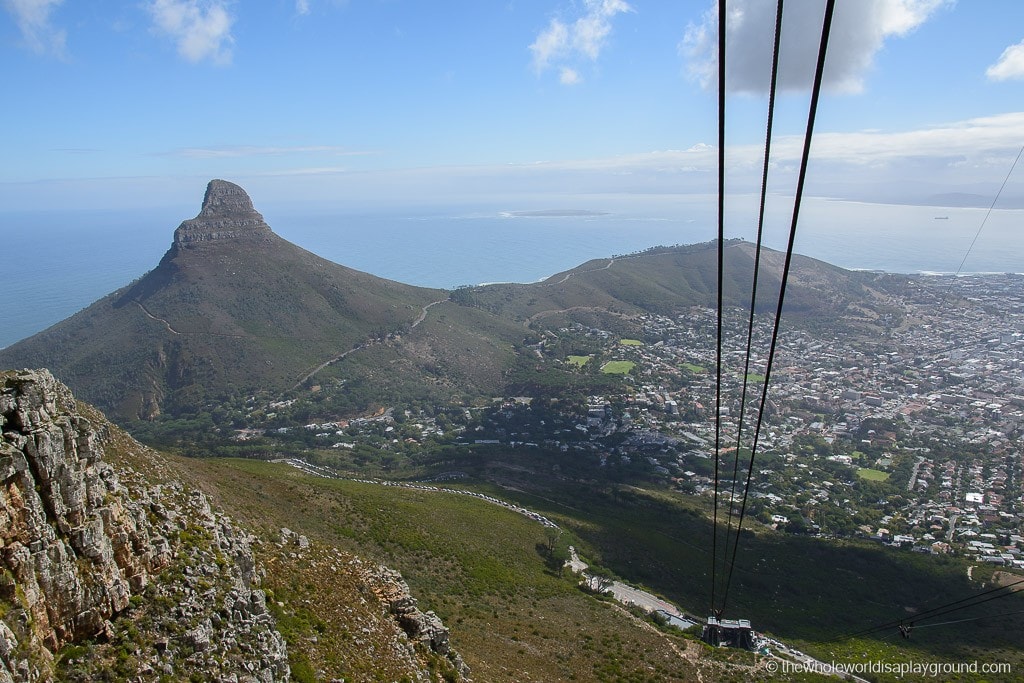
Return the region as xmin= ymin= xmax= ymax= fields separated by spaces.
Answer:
xmin=0 ymin=181 xmax=445 ymax=423
xmin=0 ymin=370 xmax=468 ymax=682
xmin=173 ymin=179 xmax=275 ymax=245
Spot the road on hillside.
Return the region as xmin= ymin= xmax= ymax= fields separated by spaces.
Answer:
xmin=568 ymin=547 xmax=694 ymax=625
xmin=611 ymin=583 xmax=689 ymax=619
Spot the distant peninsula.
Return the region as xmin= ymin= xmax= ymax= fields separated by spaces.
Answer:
xmin=507 ymin=209 xmax=610 ymax=217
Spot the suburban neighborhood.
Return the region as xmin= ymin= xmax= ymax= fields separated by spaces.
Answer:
xmin=246 ymin=273 xmax=1024 ymax=568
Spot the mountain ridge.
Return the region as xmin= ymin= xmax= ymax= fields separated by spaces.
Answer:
xmin=0 ymin=180 xmax=905 ymax=429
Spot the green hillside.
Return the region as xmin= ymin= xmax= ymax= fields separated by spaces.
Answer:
xmin=394 ymin=445 xmax=1024 ymax=680
xmin=181 ymin=459 xmax=732 ymax=682
xmin=455 ymin=241 xmax=886 ymax=328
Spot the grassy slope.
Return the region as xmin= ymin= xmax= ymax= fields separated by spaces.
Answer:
xmin=289 ymin=300 xmax=526 ymax=416
xmin=380 ymin=444 xmax=1024 ymax=682
xmin=462 ymin=241 xmax=884 ymax=325
xmin=182 ymin=454 xmax=1024 ymax=682
xmin=181 ymin=458 xmax=804 ymax=683
xmin=381 ymin=299 xmax=524 ymax=396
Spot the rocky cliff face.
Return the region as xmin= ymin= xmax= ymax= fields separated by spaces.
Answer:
xmin=0 ymin=370 xmax=470 ymax=682
xmin=368 ymin=566 xmax=457 ymax=659
xmin=172 ymin=179 xmax=275 ymax=245
xmin=0 ymin=370 xmax=288 ymax=682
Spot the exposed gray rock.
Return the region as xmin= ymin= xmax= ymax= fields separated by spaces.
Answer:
xmin=173 ymin=180 xmax=275 ymax=245
xmin=367 ymin=565 xmax=470 ymax=680
xmin=0 ymin=370 xmax=289 ymax=682
xmin=184 ymin=619 xmax=213 ymax=651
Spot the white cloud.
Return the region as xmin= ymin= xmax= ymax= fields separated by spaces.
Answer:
xmin=572 ymin=0 xmax=631 ymax=59
xmin=600 ymin=113 xmax=1024 ymax=174
xmin=295 ymin=0 xmax=310 ymax=16
xmin=987 ymin=39 xmax=1024 ymax=81
xmin=878 ymin=0 xmax=948 ymax=35
xmin=456 ymin=112 xmax=1024 ymax=203
xmin=148 ymin=0 xmax=235 ymax=65
xmin=683 ymin=0 xmax=950 ymax=94
xmin=3 ymin=0 xmax=67 ymax=56
xmin=529 ymin=18 xmax=569 ymax=72
xmin=529 ymin=0 xmax=633 ymax=83
xmin=773 ymin=113 xmax=1024 ymax=167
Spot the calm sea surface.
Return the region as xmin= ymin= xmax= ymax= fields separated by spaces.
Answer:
xmin=1 ymin=194 xmax=1021 ymax=349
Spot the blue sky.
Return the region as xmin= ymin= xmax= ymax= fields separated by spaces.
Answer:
xmin=3 ymin=0 xmax=1024 ymax=210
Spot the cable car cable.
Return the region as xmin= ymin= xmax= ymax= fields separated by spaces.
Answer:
xmin=909 ymin=608 xmax=1024 ymax=631
xmin=947 ymin=145 xmax=1023 ymax=291
xmin=835 ymin=576 xmax=1024 ymax=641
xmin=723 ymin=0 xmax=785 ymax=589
xmin=718 ymin=0 xmax=836 ymax=617
xmin=711 ymin=0 xmax=728 ymax=618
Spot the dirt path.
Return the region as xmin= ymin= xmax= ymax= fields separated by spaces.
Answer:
xmin=411 ymin=298 xmax=448 ymax=328
xmin=548 ymin=257 xmax=616 ymax=285
xmin=292 ymin=298 xmax=447 ymax=389
xmin=135 ymin=301 xmax=181 ymax=335
xmin=291 ymin=344 xmax=367 ymax=390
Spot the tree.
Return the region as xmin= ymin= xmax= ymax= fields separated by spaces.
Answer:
xmin=785 ymin=516 xmax=809 ymax=534
xmin=544 ymin=527 xmax=561 ymax=554
xmin=538 ymin=528 xmax=569 ymax=577
xmin=587 ymin=567 xmax=615 ymax=594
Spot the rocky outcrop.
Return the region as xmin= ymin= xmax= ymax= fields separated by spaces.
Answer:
xmin=271 ymin=531 xmax=471 ymax=683
xmin=366 ymin=565 xmax=469 ymax=679
xmin=371 ymin=567 xmax=453 ymax=656
xmin=172 ymin=179 xmax=275 ymax=245
xmin=0 ymin=370 xmax=288 ymax=682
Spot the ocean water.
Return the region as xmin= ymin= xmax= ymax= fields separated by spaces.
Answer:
xmin=1 ymin=195 xmax=1021 ymax=349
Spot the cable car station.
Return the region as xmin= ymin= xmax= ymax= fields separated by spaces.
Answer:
xmin=702 ymin=616 xmax=755 ymax=650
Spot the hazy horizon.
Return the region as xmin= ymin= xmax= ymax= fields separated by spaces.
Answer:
xmin=3 ymin=191 xmax=1022 ymax=350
